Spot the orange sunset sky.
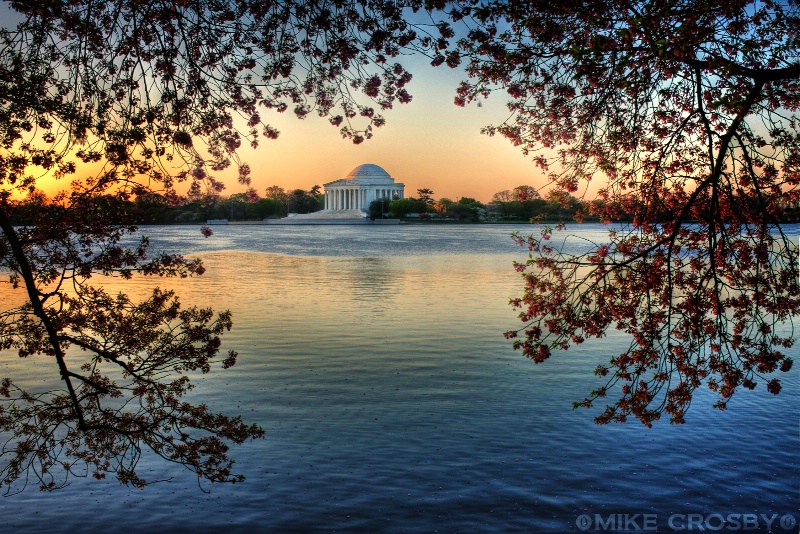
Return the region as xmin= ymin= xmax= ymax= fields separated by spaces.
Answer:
xmin=215 ymin=59 xmax=550 ymax=204
xmin=31 ymin=60 xmax=551 ymax=204
xmin=0 ymin=3 xmax=552 ymax=204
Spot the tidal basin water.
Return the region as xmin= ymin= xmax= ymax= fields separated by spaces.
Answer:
xmin=2 ymin=223 xmax=799 ymax=533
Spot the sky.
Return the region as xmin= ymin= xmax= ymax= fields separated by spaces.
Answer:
xmin=0 ymin=4 xmax=551 ymax=204
xmin=223 ymin=59 xmax=549 ymax=203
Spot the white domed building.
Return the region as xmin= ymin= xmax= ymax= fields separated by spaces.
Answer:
xmin=323 ymin=164 xmax=405 ymax=212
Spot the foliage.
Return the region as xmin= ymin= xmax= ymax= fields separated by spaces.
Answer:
xmin=264 ymin=185 xmax=289 ymax=206
xmin=213 ymin=195 xmax=286 ymax=221
xmin=368 ymin=198 xmax=392 ymax=220
xmin=488 ymin=191 xmax=588 ymax=222
xmin=2 ymin=0 xmax=796 ymax=498
xmin=432 ymin=197 xmax=454 ymax=214
xmin=288 ymin=187 xmax=324 ymax=214
xmin=0 ymin=0 xmax=439 ymax=490
xmin=435 ymin=197 xmax=486 ymax=221
xmin=388 ymin=197 xmax=428 ymax=218
xmin=452 ymin=0 xmax=800 ymax=425
xmin=0 ymin=197 xmax=266 ymax=491
xmin=512 ymin=185 xmax=540 ymax=202
xmin=491 ymin=190 xmax=515 ymax=203
xmin=416 ymin=188 xmax=435 ymax=208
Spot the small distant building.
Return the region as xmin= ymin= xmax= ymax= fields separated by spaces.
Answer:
xmin=323 ymin=164 xmax=405 ymax=212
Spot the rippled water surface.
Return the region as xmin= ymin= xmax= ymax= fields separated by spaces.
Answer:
xmin=2 ymin=223 xmax=799 ymax=533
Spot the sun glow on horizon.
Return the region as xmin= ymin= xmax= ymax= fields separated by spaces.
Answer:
xmin=204 ymin=62 xmax=554 ymax=203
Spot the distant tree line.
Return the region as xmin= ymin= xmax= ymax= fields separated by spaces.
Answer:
xmin=14 ymin=184 xmax=799 ymax=226
xmin=489 ymin=186 xmax=800 ymax=224
xmin=487 ymin=187 xmax=582 ymax=222
xmin=9 ymin=186 xmax=325 ymax=225
xmin=366 ymin=190 xmax=487 ymax=222
xmin=5 ymin=184 xmax=602 ymax=226
xmin=368 ymin=186 xmax=594 ymax=223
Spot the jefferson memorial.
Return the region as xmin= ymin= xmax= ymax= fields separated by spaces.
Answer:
xmin=273 ymin=163 xmax=404 ymax=222
xmin=323 ymin=164 xmax=405 ymax=212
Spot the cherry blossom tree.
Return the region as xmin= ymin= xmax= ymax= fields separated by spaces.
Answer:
xmin=3 ymin=0 xmax=796 ymax=497
xmin=0 ymin=0 xmax=435 ymax=491
xmin=511 ymin=185 xmax=540 ymax=201
xmin=451 ymin=0 xmax=800 ymax=425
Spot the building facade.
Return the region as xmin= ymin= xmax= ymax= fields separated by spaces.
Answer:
xmin=323 ymin=164 xmax=405 ymax=211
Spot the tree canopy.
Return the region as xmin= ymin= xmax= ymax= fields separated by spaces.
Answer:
xmin=1 ymin=0 xmax=799 ymax=494
xmin=453 ymin=0 xmax=799 ymax=425
xmin=0 ymin=0 xmax=437 ymax=491
xmin=388 ymin=197 xmax=428 ymax=217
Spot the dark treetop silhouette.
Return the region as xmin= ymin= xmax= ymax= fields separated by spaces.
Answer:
xmin=0 ymin=0 xmax=442 ymax=491
xmin=448 ymin=0 xmax=799 ymax=425
xmin=1 ymin=0 xmax=799 ymax=493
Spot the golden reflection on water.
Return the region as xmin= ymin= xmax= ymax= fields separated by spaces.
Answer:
xmin=1 ymin=230 xmax=798 ymax=532
xmin=175 ymin=251 xmax=521 ymax=346
xmin=0 ymin=250 xmax=521 ymax=393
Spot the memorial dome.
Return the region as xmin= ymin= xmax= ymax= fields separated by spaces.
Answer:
xmin=322 ymin=163 xmax=405 ymax=212
xmin=345 ymin=164 xmax=394 ymax=184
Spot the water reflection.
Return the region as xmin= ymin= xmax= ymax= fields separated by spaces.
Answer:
xmin=324 ymin=257 xmax=399 ymax=304
xmin=0 ymin=225 xmax=797 ymax=533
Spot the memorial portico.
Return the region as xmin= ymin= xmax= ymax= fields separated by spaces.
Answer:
xmin=323 ymin=164 xmax=404 ymax=211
